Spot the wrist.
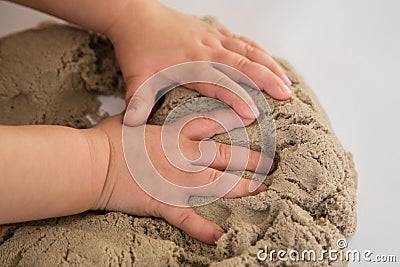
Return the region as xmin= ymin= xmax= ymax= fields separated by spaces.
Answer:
xmin=81 ymin=128 xmax=111 ymax=211
xmin=104 ymin=0 xmax=161 ymax=42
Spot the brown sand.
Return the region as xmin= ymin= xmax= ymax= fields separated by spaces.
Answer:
xmin=0 ymin=22 xmax=125 ymax=128
xmin=0 ymin=20 xmax=357 ymax=266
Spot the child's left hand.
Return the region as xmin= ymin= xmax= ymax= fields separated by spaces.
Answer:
xmin=13 ymin=0 xmax=291 ymax=124
xmin=106 ymin=0 xmax=292 ymax=125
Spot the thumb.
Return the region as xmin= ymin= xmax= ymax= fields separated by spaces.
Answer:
xmin=159 ymin=205 xmax=224 ymax=244
xmin=124 ymin=76 xmax=158 ymax=126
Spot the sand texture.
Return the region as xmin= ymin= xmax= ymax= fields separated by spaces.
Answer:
xmin=0 ymin=23 xmax=125 ymax=128
xmin=0 ymin=21 xmax=357 ymax=267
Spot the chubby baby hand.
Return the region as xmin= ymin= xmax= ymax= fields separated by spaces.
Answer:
xmin=106 ymin=0 xmax=292 ymax=126
xmin=91 ymin=110 xmax=273 ymax=244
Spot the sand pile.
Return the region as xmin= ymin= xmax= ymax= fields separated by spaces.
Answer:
xmin=0 ymin=21 xmax=357 ymax=266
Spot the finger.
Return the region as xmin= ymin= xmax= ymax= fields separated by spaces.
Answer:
xmin=185 ymin=67 xmax=260 ymax=120
xmin=184 ymin=168 xmax=267 ymax=196
xmin=221 ymin=37 xmax=292 ymax=86
xmin=179 ymin=108 xmax=254 ymax=140
xmin=159 ymin=205 xmax=224 ymax=244
xmin=236 ymin=35 xmax=269 ymax=54
xmin=124 ymin=76 xmax=158 ymax=126
xmin=218 ymin=28 xmax=268 ymax=53
xmin=216 ymin=49 xmax=292 ymax=100
xmin=224 ymin=177 xmax=267 ymax=198
xmin=186 ymin=82 xmax=259 ymax=120
xmin=191 ymin=141 xmax=274 ymax=174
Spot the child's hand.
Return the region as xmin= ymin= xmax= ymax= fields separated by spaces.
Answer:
xmin=106 ymin=0 xmax=292 ymax=125
xmin=14 ymin=0 xmax=291 ymax=124
xmin=92 ymin=112 xmax=272 ymax=244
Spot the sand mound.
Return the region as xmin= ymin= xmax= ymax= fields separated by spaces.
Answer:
xmin=0 ymin=21 xmax=357 ymax=266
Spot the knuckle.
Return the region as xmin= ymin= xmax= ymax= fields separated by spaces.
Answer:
xmin=243 ymin=43 xmax=255 ymax=56
xmin=213 ymin=48 xmax=227 ymax=62
xmin=176 ymin=210 xmax=191 ymax=227
xmin=207 ymin=168 xmax=221 ymax=184
xmin=201 ymin=36 xmax=222 ymax=49
xmin=266 ymin=55 xmax=283 ymax=71
xmin=248 ymin=40 xmax=258 ymax=48
xmin=219 ymin=28 xmax=233 ymax=37
xmin=216 ymin=143 xmax=230 ymax=166
xmin=132 ymin=93 xmax=147 ymax=103
xmin=235 ymin=56 xmax=250 ymax=70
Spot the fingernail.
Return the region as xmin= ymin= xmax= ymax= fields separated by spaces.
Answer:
xmin=126 ymin=107 xmax=136 ymax=115
xmin=283 ymin=75 xmax=292 ymax=86
xmin=248 ymin=103 xmax=260 ymax=118
xmin=268 ymin=161 xmax=275 ymax=174
xmin=249 ymin=180 xmax=266 ymax=193
xmin=259 ymin=184 xmax=268 ymax=192
xmin=214 ymin=228 xmax=225 ymax=242
xmin=280 ymin=84 xmax=292 ymax=96
xmin=124 ymin=108 xmax=137 ymax=126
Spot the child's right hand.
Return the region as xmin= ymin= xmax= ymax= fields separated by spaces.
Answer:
xmin=91 ymin=111 xmax=273 ymax=244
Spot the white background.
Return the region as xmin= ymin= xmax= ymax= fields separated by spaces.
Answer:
xmin=1 ymin=1 xmax=399 ymax=265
